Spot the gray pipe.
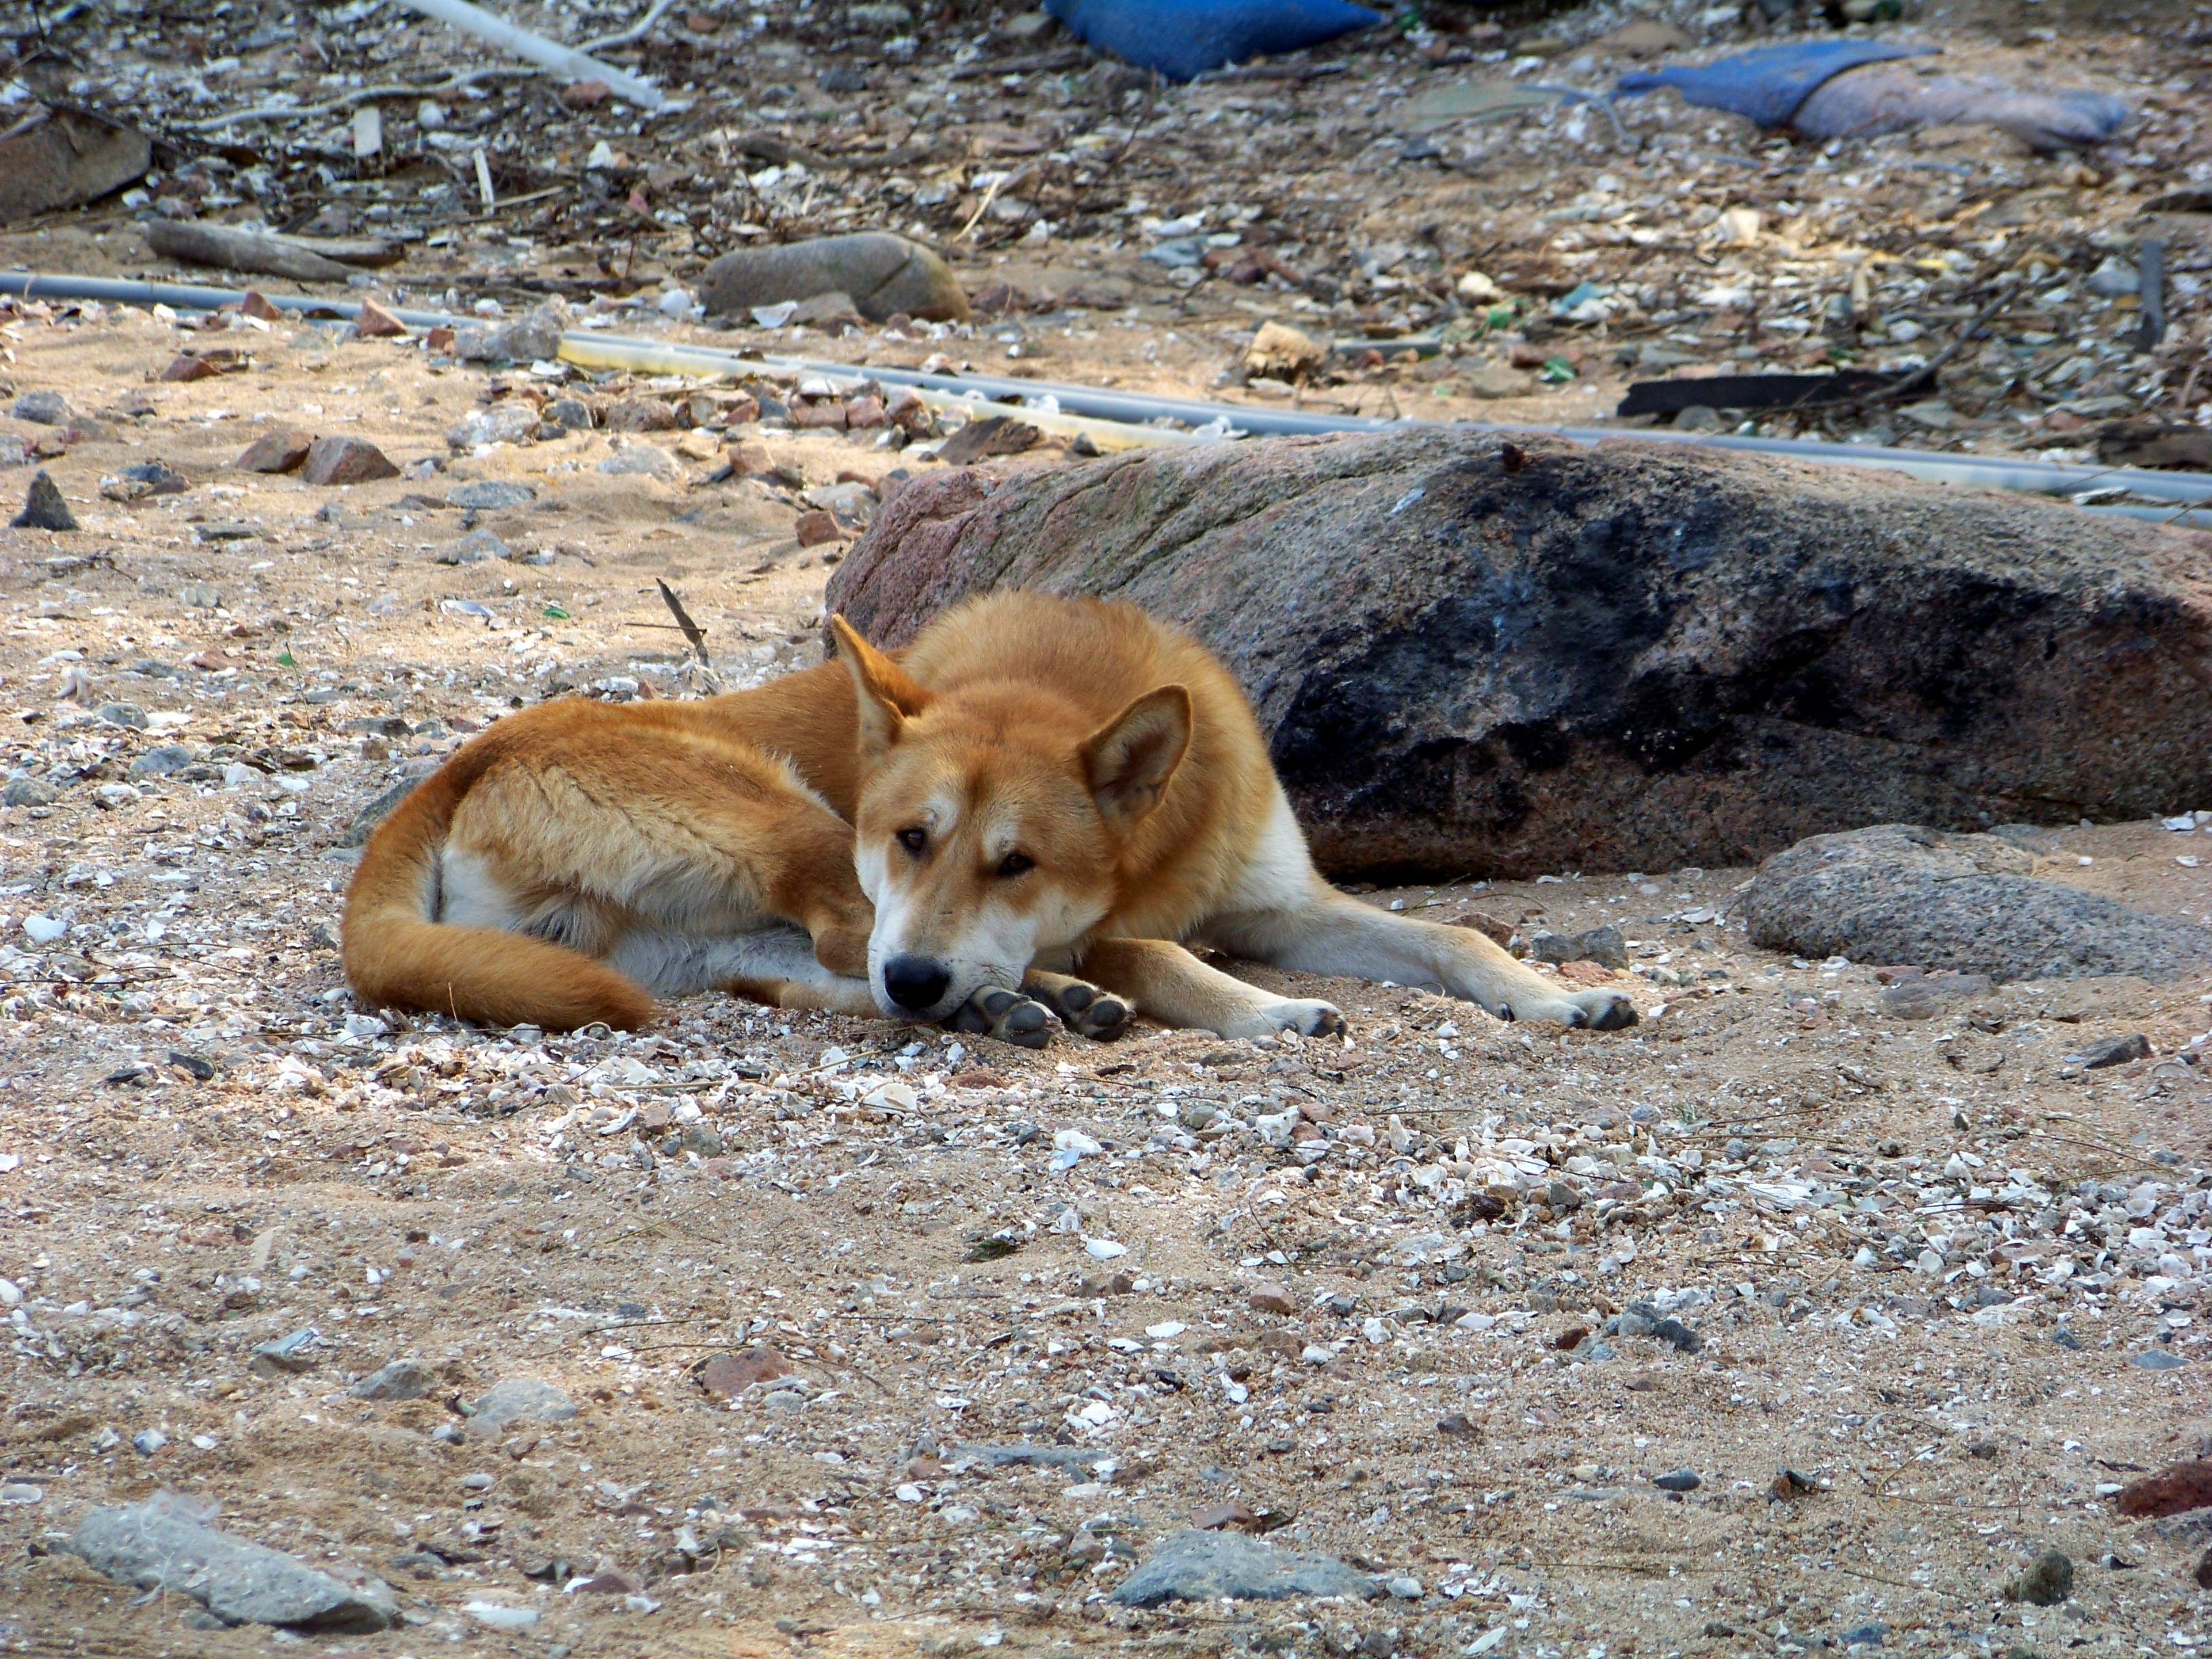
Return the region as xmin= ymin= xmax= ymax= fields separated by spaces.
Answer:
xmin=4 ymin=271 xmax=2205 ymax=515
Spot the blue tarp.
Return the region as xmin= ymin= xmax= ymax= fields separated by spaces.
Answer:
xmin=1043 ymin=0 xmax=1382 ymax=83
xmin=1614 ymin=39 xmax=1935 ymax=128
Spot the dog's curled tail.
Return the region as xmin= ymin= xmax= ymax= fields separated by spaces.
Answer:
xmin=340 ymin=750 xmax=655 ymax=1032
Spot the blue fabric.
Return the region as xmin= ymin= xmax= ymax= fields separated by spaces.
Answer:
xmin=1043 ymin=0 xmax=1382 ymax=82
xmin=1614 ymin=39 xmax=1936 ymax=129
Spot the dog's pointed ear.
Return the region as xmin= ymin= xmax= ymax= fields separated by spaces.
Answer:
xmin=1081 ymin=685 xmax=1191 ymax=835
xmin=829 ymin=614 xmax=933 ymax=761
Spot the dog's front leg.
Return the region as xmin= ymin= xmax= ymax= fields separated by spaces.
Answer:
xmin=1076 ymin=938 xmax=1342 ymax=1040
xmin=1207 ymin=890 xmax=1638 ymax=1031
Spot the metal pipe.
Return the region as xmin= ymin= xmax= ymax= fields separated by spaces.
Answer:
xmin=3 ymin=272 xmax=2206 ymax=516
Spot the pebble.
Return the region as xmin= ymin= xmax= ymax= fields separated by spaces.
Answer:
xmin=439 ymin=527 xmax=510 ymax=565
xmin=131 ymin=1428 xmax=167 ymax=1456
xmin=2069 ymin=1033 xmax=2151 ymax=1069
xmin=464 ymin=1601 xmax=540 ymax=1630
xmin=1840 ymin=1622 xmax=1887 ymax=1648
xmin=68 ymin=1501 xmax=398 ymax=1631
xmin=0 ymin=1482 xmax=43 ymax=1504
xmin=466 ymin=1376 xmax=577 ymax=1438
xmin=1385 ymin=1574 xmax=1425 ymax=1600
xmin=1651 ymin=1469 xmax=1701 ymax=1492
xmin=12 ymin=469 xmax=77 ymax=531
xmin=300 ymin=436 xmax=401 ymax=486
xmin=2130 ymin=1349 xmax=2186 ymax=1370
xmin=11 ymin=390 xmax=70 ymax=424
xmin=2007 ymin=1548 xmax=2074 ymax=1606
xmin=234 ymin=428 xmax=316 ymax=474
xmin=445 ymin=479 xmax=537 ymax=510
xmin=350 ymin=1358 xmax=434 ymax=1401
xmin=1109 ymin=1529 xmax=1382 ymax=1607
xmin=598 ymin=445 xmax=680 ymax=480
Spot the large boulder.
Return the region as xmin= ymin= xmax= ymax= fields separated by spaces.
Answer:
xmin=1741 ymin=823 xmax=2212 ymax=982
xmin=826 ymin=430 xmax=2212 ymax=878
xmin=698 ymin=233 xmax=968 ymax=323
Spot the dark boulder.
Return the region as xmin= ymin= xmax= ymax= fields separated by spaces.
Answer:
xmin=827 ymin=430 xmax=2212 ymax=877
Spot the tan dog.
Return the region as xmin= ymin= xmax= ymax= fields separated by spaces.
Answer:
xmin=343 ymin=592 xmax=1636 ymax=1040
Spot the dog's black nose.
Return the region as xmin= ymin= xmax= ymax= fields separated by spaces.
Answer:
xmin=882 ymin=955 xmax=952 ymax=1012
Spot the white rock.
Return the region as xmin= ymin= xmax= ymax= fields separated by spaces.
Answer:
xmin=1053 ymin=1129 xmax=1102 ymax=1155
xmin=465 ymin=1601 xmax=539 ymax=1630
xmin=1082 ymin=1237 xmax=1128 ymax=1260
xmin=20 ymin=914 xmax=65 ymax=944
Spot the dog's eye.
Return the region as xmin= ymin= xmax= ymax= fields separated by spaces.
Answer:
xmin=897 ymin=827 xmax=928 ymax=855
xmin=997 ymin=851 xmax=1034 ymax=878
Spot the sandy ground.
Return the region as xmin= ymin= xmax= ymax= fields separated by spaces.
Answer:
xmin=2 ymin=271 xmax=2212 ymax=1659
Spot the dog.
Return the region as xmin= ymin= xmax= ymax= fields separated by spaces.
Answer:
xmin=342 ymin=592 xmax=1637 ymax=1040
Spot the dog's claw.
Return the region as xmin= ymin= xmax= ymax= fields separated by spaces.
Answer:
xmin=949 ymin=985 xmax=1054 ymax=1049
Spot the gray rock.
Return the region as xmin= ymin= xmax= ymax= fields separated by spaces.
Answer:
xmin=1528 ymin=924 xmax=1627 ymax=968
xmin=446 ymin=404 xmax=540 ymax=449
xmin=1877 ymin=972 xmax=1992 ymax=1020
xmin=68 ymin=1498 xmax=397 ymax=1631
xmin=2051 ymin=1325 xmax=2083 ymax=1350
xmin=598 ymin=445 xmax=679 ymax=480
xmin=12 ymin=390 xmax=70 ymax=425
xmin=1652 ymin=1469 xmax=1701 ymax=1492
xmin=1839 ymin=1623 xmax=1887 ymax=1647
xmin=3 ymin=777 xmax=56 ymax=807
xmin=96 ymin=702 xmax=148 ymax=729
xmin=1111 ymin=1530 xmax=1382 ymax=1606
xmin=2069 ymin=1032 xmax=2151 ymax=1069
xmin=955 ymin=1443 xmax=1110 ymax=1469
xmin=826 ymin=430 xmax=2212 ymax=876
xmin=453 ymin=301 xmax=569 ymax=364
xmin=346 ymin=775 xmax=428 ymax=845
xmin=699 ymin=233 xmax=969 ymax=324
xmin=1744 ymin=825 xmax=2212 ymax=983
xmin=438 ymin=528 xmax=510 ymax=565
xmin=12 ymin=469 xmax=76 ymax=531
xmin=350 ymin=1359 xmax=434 ymax=1401
xmin=544 ymin=396 xmax=594 ymax=430
xmin=466 ymin=1376 xmax=577 ymax=1437
xmin=2007 ymin=1548 xmax=2074 ymax=1605
xmin=131 ymin=1428 xmax=167 ymax=1456
xmin=129 ymin=745 xmax=196 ymax=778
xmin=249 ymin=1327 xmax=321 ymax=1376
xmin=2131 ymin=1349 xmax=2187 ymax=1370
xmin=446 ymin=479 xmax=537 ymax=511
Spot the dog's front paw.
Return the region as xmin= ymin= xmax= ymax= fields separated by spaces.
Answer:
xmin=947 ymin=985 xmax=1054 ymax=1049
xmin=1029 ymin=976 xmax=1133 ymax=1042
xmin=1502 ymin=988 xmax=1640 ymax=1031
xmin=1222 ymin=998 xmax=1344 ymax=1040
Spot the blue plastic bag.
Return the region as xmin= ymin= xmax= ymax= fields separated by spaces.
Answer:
xmin=1614 ymin=39 xmax=1934 ymax=129
xmin=1043 ymin=0 xmax=1382 ymax=83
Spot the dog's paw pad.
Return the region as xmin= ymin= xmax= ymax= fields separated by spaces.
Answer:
xmin=954 ymin=985 xmax=1054 ymax=1049
xmin=1036 ymin=978 xmax=1132 ymax=1041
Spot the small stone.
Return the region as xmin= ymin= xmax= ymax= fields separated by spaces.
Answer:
xmin=795 ymin=510 xmax=842 ymax=546
xmin=234 ymin=429 xmax=318 ymax=474
xmin=2086 ymin=256 xmax=2139 ymax=298
xmin=438 ymin=528 xmax=510 ymax=565
xmin=598 ymin=446 xmax=679 ymax=480
xmin=68 ymin=1500 xmax=397 ymax=1631
xmin=2051 ymin=1325 xmax=2083 ymax=1351
xmin=0 ymin=1481 xmax=43 ymax=1504
xmin=1189 ymin=1502 xmax=1256 ymax=1531
xmin=466 ymin=1376 xmax=577 ymax=1437
xmin=699 ymin=232 xmax=968 ymax=323
xmin=249 ymin=1327 xmax=321 ymax=1376
xmin=1528 ymin=925 xmax=1628 ymax=969
xmin=127 ymin=744 xmax=194 ymax=779
xmin=2007 ymin=1549 xmax=2074 ymax=1606
xmin=350 ymin=1359 xmax=434 ymax=1401
xmin=1248 ymin=1282 xmax=1296 ymax=1316
xmin=1771 ymin=1467 xmax=1818 ymax=1498
xmin=1460 ymin=362 xmax=1534 ymax=399
xmin=96 ymin=701 xmax=149 ymax=729
xmin=569 ymin=1568 xmax=642 ymax=1595
xmin=447 ymin=405 xmax=539 ymax=448
xmin=1246 ymin=321 xmax=1325 ymax=380
xmin=2196 ymin=1548 xmax=2212 ymax=1592
xmin=1650 ymin=1317 xmax=1703 ymax=1353
xmin=445 ymin=479 xmax=536 ymax=510
xmin=2070 ymin=1033 xmax=2151 ymax=1069
xmin=1385 ymin=1574 xmax=1425 ymax=1601
xmin=3 ymin=778 xmax=55 ymax=807
xmin=131 ymin=1429 xmax=168 ymax=1456
xmin=606 ymin=397 xmax=680 ymax=432
xmin=1840 ymin=1623 xmax=1887 ymax=1648
xmin=12 ymin=469 xmax=76 ymax=530
xmin=1109 ymin=1530 xmax=1382 ymax=1607
xmin=1652 ymin=1469 xmax=1701 ymax=1492
xmin=300 ymin=436 xmax=401 ymax=486
xmin=697 ymin=1346 xmax=792 ymax=1399
xmin=459 ymin=1472 xmax=495 ymax=1492
xmin=354 ymin=297 xmax=408 ymax=337
xmin=561 ymin=79 xmax=612 ymax=108
xmin=464 ymin=1601 xmax=539 ymax=1630
xmin=544 ymin=396 xmax=594 ymax=430
xmin=2130 ymin=1349 xmax=2186 ymax=1370
xmin=12 ymin=390 xmax=70 ymax=424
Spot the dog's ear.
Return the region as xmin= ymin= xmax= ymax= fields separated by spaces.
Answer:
xmin=1081 ymin=685 xmax=1191 ymax=835
xmin=829 ymin=615 xmax=933 ymax=761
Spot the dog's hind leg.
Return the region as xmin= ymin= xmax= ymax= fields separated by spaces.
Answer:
xmin=1019 ymin=968 xmax=1134 ymax=1041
